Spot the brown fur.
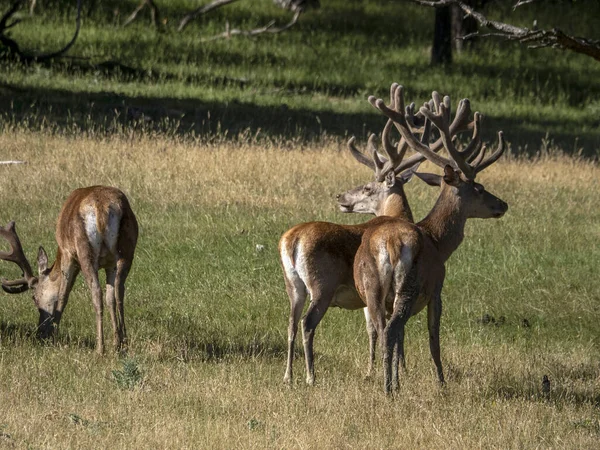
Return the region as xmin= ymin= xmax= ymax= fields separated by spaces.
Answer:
xmin=354 ymin=169 xmax=508 ymax=393
xmin=3 ymin=186 xmax=138 ymax=354
xmin=281 ymin=179 xmax=413 ymax=385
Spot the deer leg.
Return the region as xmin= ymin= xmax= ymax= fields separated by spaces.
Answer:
xmin=428 ymin=293 xmax=445 ymax=385
xmin=105 ymin=266 xmax=119 ymax=350
xmin=283 ymin=275 xmax=307 ymax=384
xmin=302 ymin=288 xmax=334 ymax=386
xmin=79 ymin=260 xmax=104 ymax=355
xmin=52 ymin=260 xmax=79 ymax=338
xmin=384 ymin=266 xmax=418 ymax=394
xmin=363 ymin=307 xmax=378 ymax=379
xmin=114 ymin=259 xmax=131 ymax=351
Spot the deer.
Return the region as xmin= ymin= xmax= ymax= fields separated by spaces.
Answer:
xmin=280 ymin=84 xmax=476 ymax=385
xmin=353 ymin=84 xmax=508 ymax=393
xmin=0 ymin=186 xmax=138 ymax=355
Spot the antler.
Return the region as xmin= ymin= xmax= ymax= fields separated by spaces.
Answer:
xmin=0 ymin=221 xmax=36 ymax=293
xmin=369 ymin=84 xmax=504 ymax=180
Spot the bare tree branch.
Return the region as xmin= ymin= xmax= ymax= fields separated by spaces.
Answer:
xmin=513 ymin=0 xmax=539 ymax=10
xmin=1 ymin=0 xmax=83 ymax=63
xmin=200 ymin=10 xmax=301 ymax=42
xmin=178 ymin=0 xmax=240 ymax=32
xmin=123 ymin=0 xmax=161 ymax=28
xmin=411 ymin=0 xmax=600 ymax=62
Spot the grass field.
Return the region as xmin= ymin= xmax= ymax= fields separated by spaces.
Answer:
xmin=0 ymin=0 xmax=599 ymax=448
xmin=0 ymin=130 xmax=598 ymax=448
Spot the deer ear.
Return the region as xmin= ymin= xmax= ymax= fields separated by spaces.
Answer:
xmin=413 ymin=171 xmax=442 ymax=187
xmin=384 ymin=170 xmax=396 ymax=188
xmin=442 ymin=165 xmax=461 ymax=186
xmin=37 ymin=246 xmax=48 ymax=274
xmin=398 ymin=161 xmax=422 ymax=184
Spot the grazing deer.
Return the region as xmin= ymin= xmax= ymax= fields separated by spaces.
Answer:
xmin=0 ymin=186 xmax=138 ymax=354
xmin=354 ymin=85 xmax=508 ymax=393
xmin=280 ymin=85 xmax=475 ymax=385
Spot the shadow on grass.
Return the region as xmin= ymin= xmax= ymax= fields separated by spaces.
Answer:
xmin=2 ymin=83 xmax=599 ymax=156
xmin=0 ymin=320 xmax=36 ymax=344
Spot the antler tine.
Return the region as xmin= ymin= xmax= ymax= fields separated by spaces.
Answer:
xmin=420 ymin=102 xmax=476 ymax=179
xmin=369 ymin=86 xmax=455 ymax=171
xmin=348 ymin=136 xmax=376 ymax=171
xmin=393 ymin=117 xmax=432 ymax=175
xmin=0 ymin=221 xmax=36 ymax=290
xmin=381 ymin=119 xmax=400 ymax=165
xmin=470 ymin=144 xmax=487 ymax=168
xmin=368 ymin=133 xmax=388 ymax=182
xmin=450 ymin=98 xmax=473 ymax=134
xmin=474 ymin=131 xmax=506 ymax=174
xmin=457 ymin=111 xmax=483 ymax=162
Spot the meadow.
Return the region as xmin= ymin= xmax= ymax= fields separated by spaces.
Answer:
xmin=0 ymin=0 xmax=599 ymax=448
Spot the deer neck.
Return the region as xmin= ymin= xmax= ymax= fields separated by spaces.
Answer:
xmin=47 ymin=247 xmax=64 ymax=286
xmin=378 ymin=190 xmax=413 ymax=222
xmin=418 ymin=185 xmax=467 ymax=262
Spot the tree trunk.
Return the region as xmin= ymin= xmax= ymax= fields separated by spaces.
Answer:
xmin=451 ymin=1 xmax=480 ymax=53
xmin=431 ymin=6 xmax=452 ymax=65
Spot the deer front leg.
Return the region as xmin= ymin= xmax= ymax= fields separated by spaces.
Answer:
xmin=428 ymin=293 xmax=444 ymax=385
xmin=50 ymin=259 xmax=79 ymax=339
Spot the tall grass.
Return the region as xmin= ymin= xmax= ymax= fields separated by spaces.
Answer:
xmin=0 ymin=129 xmax=598 ymax=448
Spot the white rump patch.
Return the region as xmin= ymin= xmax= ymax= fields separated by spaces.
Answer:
xmin=84 ymin=208 xmax=102 ymax=255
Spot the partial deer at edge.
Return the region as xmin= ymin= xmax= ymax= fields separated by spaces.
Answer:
xmin=354 ymin=85 xmax=508 ymax=393
xmin=0 ymin=185 xmax=138 ymax=354
xmin=280 ymin=85 xmax=475 ymax=385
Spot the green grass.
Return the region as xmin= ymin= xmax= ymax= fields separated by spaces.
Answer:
xmin=0 ymin=131 xmax=598 ymax=448
xmin=1 ymin=0 xmax=600 ymax=153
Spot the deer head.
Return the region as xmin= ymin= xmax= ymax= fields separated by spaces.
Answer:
xmin=0 ymin=222 xmax=59 ymax=337
xmin=369 ymin=84 xmax=508 ymax=220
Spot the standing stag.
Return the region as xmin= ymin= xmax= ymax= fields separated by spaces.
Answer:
xmin=354 ymin=85 xmax=508 ymax=393
xmin=0 ymin=186 xmax=138 ymax=354
xmin=280 ymin=85 xmax=475 ymax=385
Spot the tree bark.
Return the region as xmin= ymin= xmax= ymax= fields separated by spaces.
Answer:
xmin=431 ymin=6 xmax=452 ymax=65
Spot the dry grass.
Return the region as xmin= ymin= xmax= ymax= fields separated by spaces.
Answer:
xmin=0 ymin=130 xmax=598 ymax=449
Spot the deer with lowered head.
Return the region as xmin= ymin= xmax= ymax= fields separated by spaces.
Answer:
xmin=280 ymin=85 xmax=476 ymax=385
xmin=0 ymin=186 xmax=138 ymax=354
xmin=353 ymin=85 xmax=508 ymax=393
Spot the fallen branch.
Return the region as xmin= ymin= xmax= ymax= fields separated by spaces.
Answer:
xmin=123 ymin=0 xmax=161 ymax=28
xmin=411 ymin=0 xmax=600 ymax=62
xmin=178 ymin=0 xmax=240 ymax=32
xmin=0 ymin=161 xmax=26 ymax=165
xmin=200 ymin=10 xmax=301 ymax=42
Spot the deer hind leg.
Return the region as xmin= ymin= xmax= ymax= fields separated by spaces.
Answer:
xmin=428 ymin=293 xmax=444 ymax=385
xmin=384 ymin=264 xmax=418 ymax=394
xmin=301 ymin=286 xmax=335 ymax=386
xmin=283 ymin=273 xmax=307 ymax=384
xmin=363 ymin=307 xmax=378 ymax=379
xmin=114 ymin=259 xmax=132 ymax=352
xmin=105 ymin=266 xmax=119 ymax=350
xmin=82 ymin=268 xmax=104 ymax=355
